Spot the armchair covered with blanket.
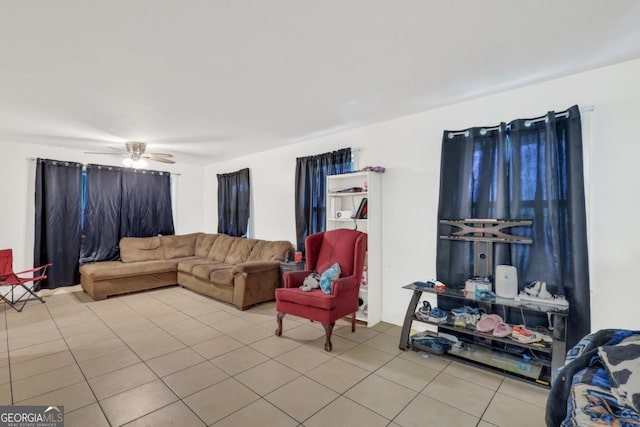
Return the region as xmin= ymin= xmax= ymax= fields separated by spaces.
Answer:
xmin=275 ymin=228 xmax=367 ymax=351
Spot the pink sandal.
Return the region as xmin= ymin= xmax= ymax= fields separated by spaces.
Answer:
xmin=492 ymin=322 xmax=512 ymax=338
xmin=475 ymin=314 xmax=503 ymax=333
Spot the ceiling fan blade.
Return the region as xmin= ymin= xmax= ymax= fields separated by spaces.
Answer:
xmin=107 ymin=146 xmax=128 ymax=152
xmin=146 ymin=156 xmax=176 ymax=164
xmin=147 ymin=152 xmax=174 ymax=157
xmin=84 ymin=151 xmax=127 ymax=156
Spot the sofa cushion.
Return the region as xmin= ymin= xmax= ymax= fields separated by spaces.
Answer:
xmin=210 ymin=268 xmax=234 ymax=286
xmin=247 ymin=240 xmax=292 ymax=262
xmin=224 ymin=239 xmax=257 ymax=264
xmin=208 ymin=234 xmax=235 ymax=262
xmin=80 ymin=259 xmax=178 ymax=280
xmin=161 ymin=233 xmax=198 ymax=259
xmin=192 ymin=262 xmax=233 ymax=281
xmin=177 ymin=258 xmax=221 ymax=274
xmin=195 ymin=233 xmax=218 ymax=257
xmin=120 ymin=237 xmax=163 ymax=262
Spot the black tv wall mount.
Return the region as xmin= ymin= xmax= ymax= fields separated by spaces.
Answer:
xmin=439 ymin=218 xmax=532 ymax=279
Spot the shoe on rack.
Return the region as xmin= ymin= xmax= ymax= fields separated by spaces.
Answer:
xmin=462 ymin=306 xmax=484 ymax=329
xmin=410 ymin=331 xmax=432 ymax=343
xmin=452 ymin=306 xmax=468 ymax=326
xmin=453 ymin=312 xmax=478 ymax=328
xmin=492 ymin=322 xmax=513 ymax=338
xmin=476 ymin=314 xmax=503 ymax=333
xmin=415 ymin=301 xmax=431 ymax=321
xmin=511 ymin=326 xmax=542 ymax=344
xmin=475 ymin=289 xmax=496 ymax=301
xmin=513 ymin=331 xmax=542 ymax=344
xmin=452 ymin=305 xmax=480 ymax=316
xmin=537 ymin=282 xmax=553 ymax=299
xmin=428 ymin=307 xmax=448 ymax=324
xmin=412 ymin=336 xmax=452 ymax=355
xmin=552 ymin=295 xmax=569 ymax=308
xmin=453 ymin=313 xmax=466 ymax=328
xmin=512 ymin=325 xmax=531 ymax=337
xmin=524 ymin=281 xmax=543 ymax=296
xmin=511 ymin=325 xmax=534 ymax=340
xmin=465 ymin=306 xmax=481 ymax=315
xmin=533 ymin=326 xmax=553 ymax=343
xmin=451 ymin=306 xmax=464 ymax=316
xmin=462 ymin=312 xmax=481 ymax=328
xmin=532 ymin=284 xmax=568 ymax=308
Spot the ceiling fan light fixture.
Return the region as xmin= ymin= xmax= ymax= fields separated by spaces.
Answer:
xmin=122 ymin=157 xmax=147 ymax=169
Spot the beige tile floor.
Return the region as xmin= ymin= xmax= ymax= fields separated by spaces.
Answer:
xmin=0 ymin=285 xmax=549 ymax=426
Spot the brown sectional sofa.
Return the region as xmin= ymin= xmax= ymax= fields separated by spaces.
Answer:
xmin=79 ymin=233 xmax=294 ymax=310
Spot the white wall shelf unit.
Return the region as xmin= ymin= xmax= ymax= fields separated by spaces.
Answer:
xmin=326 ymin=171 xmax=382 ymax=327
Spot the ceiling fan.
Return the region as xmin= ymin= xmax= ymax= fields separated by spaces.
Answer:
xmin=86 ymin=141 xmax=175 ymax=167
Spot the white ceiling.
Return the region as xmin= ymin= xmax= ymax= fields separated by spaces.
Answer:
xmin=2 ymin=1 xmax=640 ymax=164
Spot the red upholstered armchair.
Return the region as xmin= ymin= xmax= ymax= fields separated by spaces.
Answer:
xmin=275 ymin=228 xmax=367 ymax=351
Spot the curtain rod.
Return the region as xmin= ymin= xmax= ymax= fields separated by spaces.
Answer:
xmin=26 ymin=157 xmax=181 ymax=175
xmin=447 ymin=106 xmax=594 ymax=139
xmin=523 ymin=110 xmax=569 ymax=126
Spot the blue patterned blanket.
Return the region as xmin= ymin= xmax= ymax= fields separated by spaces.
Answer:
xmin=546 ymin=329 xmax=640 ymax=427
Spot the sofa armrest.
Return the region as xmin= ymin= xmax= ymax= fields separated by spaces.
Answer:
xmin=231 ymin=261 xmax=282 ymax=310
xmin=232 ymin=261 xmax=280 ymax=275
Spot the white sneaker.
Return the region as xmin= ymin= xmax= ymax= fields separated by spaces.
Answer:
xmin=524 ymin=281 xmax=542 ymax=296
xmin=538 ymin=282 xmax=553 ymax=299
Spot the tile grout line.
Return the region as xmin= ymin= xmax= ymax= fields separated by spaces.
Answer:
xmin=2 ymin=306 xmax=14 ymax=405
xmin=122 ymin=288 xmax=273 ymax=423
xmin=475 ymin=377 xmax=504 ymax=427
xmin=84 ymin=290 xmax=210 ymax=427
xmin=336 ymin=348 xmax=447 ymax=425
xmin=39 ymin=294 xmax=179 ymax=424
xmin=83 ymin=294 xmax=215 ymax=425
xmin=2 ymin=297 xmax=116 ymax=423
xmin=160 ymin=292 xmax=336 ymax=425
xmin=268 ymin=326 xmax=391 ymax=425
xmin=43 ymin=296 xmax=112 ymax=425
xmin=166 ymin=314 xmax=383 ymax=425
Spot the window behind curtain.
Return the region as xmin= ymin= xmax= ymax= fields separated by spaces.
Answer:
xmin=80 ymin=165 xmax=122 ymax=264
xmin=294 ymin=148 xmax=353 ymax=251
xmin=121 ymin=169 xmax=174 ymax=237
xmin=217 ymin=168 xmax=250 ymax=237
xmin=80 ymin=165 xmax=175 ymax=264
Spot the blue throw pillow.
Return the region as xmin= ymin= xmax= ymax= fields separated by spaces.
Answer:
xmin=319 ymin=262 xmax=341 ymax=294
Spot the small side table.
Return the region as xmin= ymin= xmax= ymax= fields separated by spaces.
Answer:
xmin=279 ymin=261 xmax=306 ymax=285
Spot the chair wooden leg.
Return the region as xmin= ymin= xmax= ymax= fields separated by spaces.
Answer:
xmin=275 ymin=312 xmax=285 ymax=337
xmin=351 ymin=311 xmax=356 ymax=332
xmin=322 ymin=322 xmax=335 ymax=352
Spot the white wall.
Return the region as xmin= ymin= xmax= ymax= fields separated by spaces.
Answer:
xmin=0 ymin=142 xmax=205 ymax=270
xmin=205 ymin=58 xmax=640 ymax=332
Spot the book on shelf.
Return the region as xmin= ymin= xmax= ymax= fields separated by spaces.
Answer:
xmin=354 ymin=198 xmax=368 ymax=219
